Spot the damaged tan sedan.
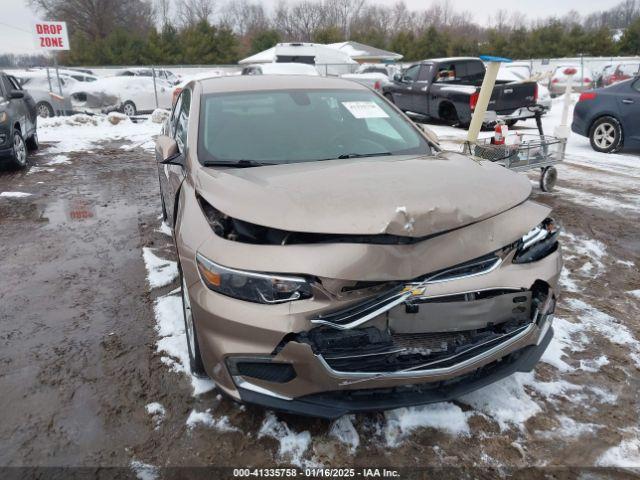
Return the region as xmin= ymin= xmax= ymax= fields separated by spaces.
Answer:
xmin=155 ymin=75 xmax=562 ymax=419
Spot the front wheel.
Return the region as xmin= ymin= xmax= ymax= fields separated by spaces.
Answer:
xmin=123 ymin=101 xmax=137 ymax=117
xmin=589 ymin=116 xmax=623 ymax=153
xmin=180 ymin=266 xmax=207 ymax=377
xmin=10 ymin=130 xmax=28 ymax=169
xmin=384 ymin=92 xmax=394 ymax=104
xmin=540 ymin=166 xmax=557 ymax=192
xmin=36 ymin=101 xmax=54 ymax=118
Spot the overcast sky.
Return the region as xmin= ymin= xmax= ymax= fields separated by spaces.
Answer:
xmin=0 ymin=0 xmax=623 ymax=55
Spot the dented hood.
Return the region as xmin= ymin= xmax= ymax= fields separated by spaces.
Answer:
xmin=195 ymin=152 xmax=532 ymax=237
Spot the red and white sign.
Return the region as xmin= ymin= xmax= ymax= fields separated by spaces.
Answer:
xmin=34 ymin=21 xmax=70 ymax=51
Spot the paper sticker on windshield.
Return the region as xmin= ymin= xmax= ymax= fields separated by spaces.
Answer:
xmin=342 ymin=101 xmax=389 ymax=119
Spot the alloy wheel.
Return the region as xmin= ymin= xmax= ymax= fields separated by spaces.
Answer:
xmin=123 ymin=103 xmax=136 ymax=117
xmin=593 ymin=123 xmax=616 ymax=149
xmin=14 ymin=134 xmax=26 ymax=166
xmin=37 ymin=104 xmax=51 ymax=118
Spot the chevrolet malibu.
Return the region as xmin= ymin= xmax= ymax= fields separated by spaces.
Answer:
xmin=155 ymin=75 xmax=562 ymax=419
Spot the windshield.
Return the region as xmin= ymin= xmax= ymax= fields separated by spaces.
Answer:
xmin=198 ymin=89 xmax=431 ymax=165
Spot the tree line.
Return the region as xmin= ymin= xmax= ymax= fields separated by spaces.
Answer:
xmin=12 ymin=0 xmax=640 ymax=67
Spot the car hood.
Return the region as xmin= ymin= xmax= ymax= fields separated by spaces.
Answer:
xmin=194 ymin=152 xmax=532 ymax=237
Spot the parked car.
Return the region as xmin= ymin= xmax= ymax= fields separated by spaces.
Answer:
xmin=70 ymin=76 xmax=173 ymax=116
xmin=241 ymin=63 xmax=319 ymax=76
xmin=0 ymin=71 xmax=38 ymax=168
xmin=340 ymin=71 xmax=388 ymax=91
xmin=116 ymin=67 xmax=180 ymax=85
xmin=172 ymin=70 xmax=229 ymax=106
xmin=155 ymin=75 xmax=561 ymax=418
xmin=13 ymin=71 xmax=77 ymax=118
xmin=603 ymin=63 xmax=640 ymax=87
xmin=382 ymin=57 xmax=538 ymax=127
xmin=572 ymin=76 xmax=640 ymax=153
xmin=594 ymin=65 xmax=614 ymax=88
xmin=497 ymin=68 xmax=552 ymax=119
xmin=548 ymin=65 xmax=593 ymax=97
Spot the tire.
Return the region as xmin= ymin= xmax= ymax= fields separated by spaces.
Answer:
xmin=589 ymin=116 xmax=623 ymax=153
xmin=180 ymin=265 xmax=207 ymax=377
xmin=36 ymin=101 xmax=54 ymax=118
xmin=439 ymin=102 xmax=461 ymax=127
xmin=384 ymin=92 xmax=394 ymax=104
xmin=9 ymin=130 xmax=28 ymax=169
xmin=540 ymin=166 xmax=557 ymax=192
xmin=123 ymin=101 xmax=137 ymax=117
xmin=26 ymin=132 xmax=39 ymax=152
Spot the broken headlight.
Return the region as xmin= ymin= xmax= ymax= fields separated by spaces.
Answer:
xmin=195 ymin=252 xmax=313 ymax=304
xmin=513 ymin=217 xmax=560 ymax=264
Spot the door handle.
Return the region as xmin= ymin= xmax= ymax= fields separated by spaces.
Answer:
xmin=622 ymin=99 xmax=634 ymax=104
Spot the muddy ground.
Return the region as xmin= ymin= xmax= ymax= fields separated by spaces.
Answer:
xmin=0 ymin=131 xmax=638 ymax=479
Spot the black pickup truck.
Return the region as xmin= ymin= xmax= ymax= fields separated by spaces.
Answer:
xmin=382 ymin=57 xmax=538 ymax=127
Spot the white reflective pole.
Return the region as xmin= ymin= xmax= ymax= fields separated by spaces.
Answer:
xmin=467 ymin=61 xmax=501 ymax=144
xmin=554 ymin=68 xmax=576 ymax=139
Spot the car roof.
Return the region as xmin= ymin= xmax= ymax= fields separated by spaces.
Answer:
xmin=420 ymin=57 xmax=479 ymax=63
xmin=197 ymin=75 xmax=367 ymax=94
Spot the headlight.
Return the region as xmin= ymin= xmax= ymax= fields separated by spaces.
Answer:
xmin=195 ymin=253 xmax=312 ymax=304
xmin=0 ymin=112 xmax=7 ymax=123
xmin=513 ymin=217 xmax=560 ymax=264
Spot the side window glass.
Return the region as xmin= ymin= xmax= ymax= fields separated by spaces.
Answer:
xmin=417 ymin=65 xmax=433 ymax=82
xmin=435 ymin=63 xmax=457 ymax=83
xmin=169 ymin=94 xmax=183 ymax=138
xmin=8 ymin=76 xmax=22 ymax=90
xmin=1 ymin=76 xmax=14 ymax=94
xmin=633 ymin=79 xmax=640 ymax=93
xmin=175 ymin=90 xmax=191 ymax=151
xmin=403 ymin=65 xmax=420 ymax=82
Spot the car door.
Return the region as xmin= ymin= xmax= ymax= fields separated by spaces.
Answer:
xmin=618 ymin=78 xmax=640 ymax=144
xmin=390 ymin=64 xmax=420 ymax=111
xmin=409 ymin=64 xmax=434 ymax=115
xmin=161 ymin=89 xmax=191 ymax=225
xmin=1 ymin=75 xmax=29 ymax=138
xmin=8 ymin=75 xmax=36 ymax=133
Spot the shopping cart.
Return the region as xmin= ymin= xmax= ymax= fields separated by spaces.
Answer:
xmin=462 ymin=134 xmax=566 ymax=192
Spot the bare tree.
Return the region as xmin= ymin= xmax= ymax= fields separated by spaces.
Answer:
xmin=29 ymin=0 xmax=155 ymax=39
xmin=222 ymin=0 xmax=268 ymax=36
xmin=177 ymin=0 xmax=216 ymax=27
xmin=156 ymin=0 xmax=171 ymax=26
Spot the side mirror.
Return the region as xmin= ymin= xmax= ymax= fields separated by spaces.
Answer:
xmin=9 ymin=90 xmax=24 ymax=99
xmin=156 ymin=135 xmax=184 ymax=166
xmin=393 ymin=73 xmax=402 ymax=83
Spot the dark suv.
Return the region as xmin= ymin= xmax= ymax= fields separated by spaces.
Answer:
xmin=0 ymin=71 xmax=38 ymax=169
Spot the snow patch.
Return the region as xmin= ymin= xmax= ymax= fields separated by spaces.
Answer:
xmin=154 ymin=294 xmax=215 ymax=396
xmin=47 ymin=154 xmax=71 ymax=165
xmin=186 ymin=409 xmax=237 ymax=432
xmin=597 ymin=430 xmax=640 ymax=468
xmin=145 ymin=402 xmax=166 ymax=429
xmin=0 ymin=191 xmax=31 ymax=198
xmin=258 ymin=412 xmax=311 ymax=467
xmin=142 ymin=247 xmax=178 ymax=289
xmin=130 ymin=460 xmax=159 ymax=480
xmin=384 ymin=402 xmax=471 ymax=447
xmin=329 ymin=416 xmax=359 ymax=453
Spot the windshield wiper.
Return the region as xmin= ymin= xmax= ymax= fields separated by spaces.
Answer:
xmin=203 ymin=160 xmax=275 ymax=168
xmin=336 ymin=152 xmax=392 ymax=159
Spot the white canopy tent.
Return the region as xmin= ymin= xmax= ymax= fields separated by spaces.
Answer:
xmin=239 ymin=43 xmax=358 ymax=75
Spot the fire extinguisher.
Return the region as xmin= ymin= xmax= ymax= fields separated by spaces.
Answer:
xmin=493 ymin=121 xmax=507 ymax=145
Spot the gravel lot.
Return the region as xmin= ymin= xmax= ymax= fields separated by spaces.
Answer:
xmin=0 ymin=102 xmax=638 ymax=478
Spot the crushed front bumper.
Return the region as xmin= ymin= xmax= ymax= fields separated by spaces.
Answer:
xmin=190 ymin=241 xmax=561 ymax=417
xmin=236 ymin=326 xmax=553 ymax=419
